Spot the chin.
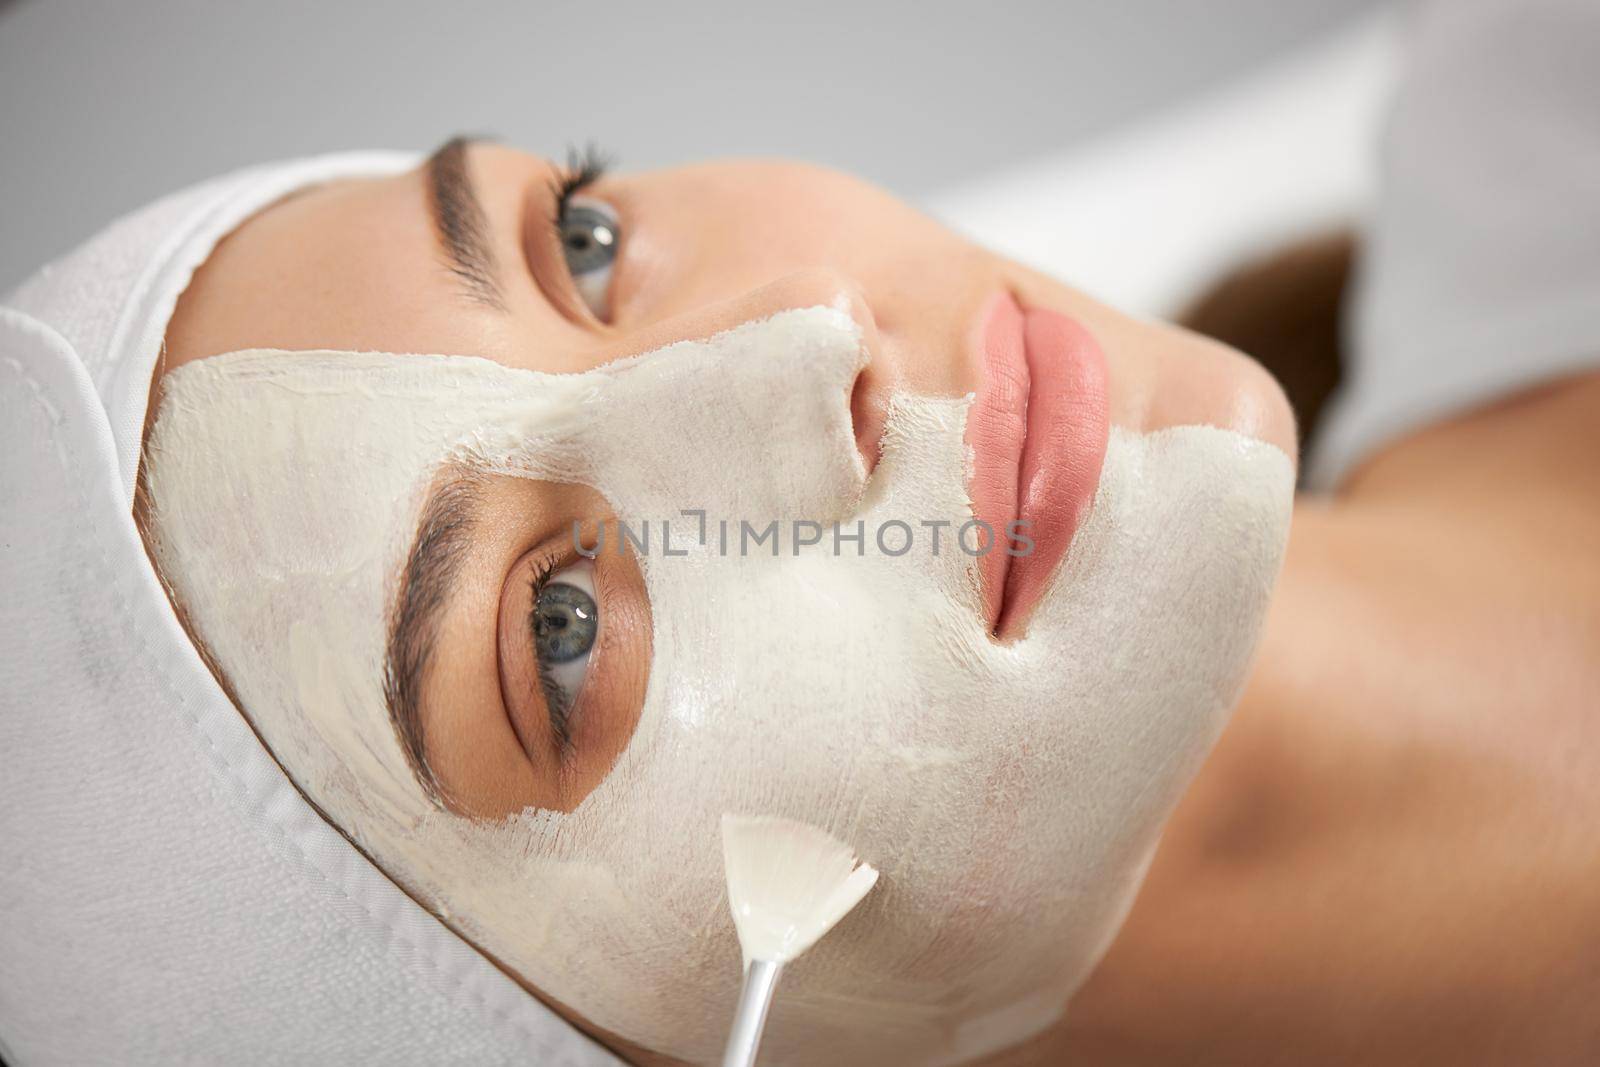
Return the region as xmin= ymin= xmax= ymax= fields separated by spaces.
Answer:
xmin=1152 ymin=332 xmax=1299 ymax=463
xmin=1216 ymin=343 xmax=1299 ymax=462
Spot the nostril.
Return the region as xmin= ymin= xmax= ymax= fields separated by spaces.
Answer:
xmin=850 ymin=363 xmax=890 ymax=477
xmin=807 ymin=275 xmax=893 ymax=477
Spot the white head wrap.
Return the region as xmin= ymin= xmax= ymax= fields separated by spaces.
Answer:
xmin=0 ymin=154 xmax=618 ymax=1065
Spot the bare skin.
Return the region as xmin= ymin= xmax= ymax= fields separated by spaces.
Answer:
xmin=150 ymin=143 xmax=1600 ymax=1064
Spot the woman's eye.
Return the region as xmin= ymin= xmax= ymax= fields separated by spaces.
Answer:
xmin=532 ymin=562 xmax=599 ymax=734
xmin=558 ymin=197 xmax=619 ymax=320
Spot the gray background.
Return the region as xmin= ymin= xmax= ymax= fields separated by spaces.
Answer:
xmin=1 ymin=0 xmax=1380 ymax=291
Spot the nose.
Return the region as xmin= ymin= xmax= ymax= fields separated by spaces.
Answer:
xmin=739 ymin=270 xmax=908 ymax=476
xmin=616 ymin=268 xmax=902 ymax=475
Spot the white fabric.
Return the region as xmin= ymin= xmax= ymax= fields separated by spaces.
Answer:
xmin=927 ymin=10 xmax=1399 ymax=322
xmin=1311 ymin=0 xmax=1600 ymax=486
xmin=0 ymin=156 xmax=618 ymax=1066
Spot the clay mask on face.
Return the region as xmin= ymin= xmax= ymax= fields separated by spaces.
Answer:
xmin=144 ymin=307 xmax=1293 ymax=1066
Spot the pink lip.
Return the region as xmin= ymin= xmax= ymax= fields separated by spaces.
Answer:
xmin=966 ymin=292 xmax=1110 ymax=638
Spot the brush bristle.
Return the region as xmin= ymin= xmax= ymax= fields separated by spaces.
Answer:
xmin=721 ymin=814 xmax=879 ymax=966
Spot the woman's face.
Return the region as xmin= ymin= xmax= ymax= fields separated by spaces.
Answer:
xmin=159 ymin=138 xmax=1293 ymax=816
xmin=145 ymin=139 xmax=1295 ymax=1062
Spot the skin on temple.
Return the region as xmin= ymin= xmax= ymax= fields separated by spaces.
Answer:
xmin=148 ymin=140 xmax=1600 ymax=1064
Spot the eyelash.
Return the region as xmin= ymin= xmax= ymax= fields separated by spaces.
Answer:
xmin=527 ymin=552 xmax=576 ymax=752
xmin=546 ymin=142 xmax=612 ymax=240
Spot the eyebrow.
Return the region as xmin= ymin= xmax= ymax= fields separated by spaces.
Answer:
xmin=425 ymin=136 xmax=508 ymax=311
xmin=383 ymin=472 xmax=483 ymax=804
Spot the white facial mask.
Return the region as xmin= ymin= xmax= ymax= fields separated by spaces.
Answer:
xmin=144 ymin=307 xmax=1293 ymax=1065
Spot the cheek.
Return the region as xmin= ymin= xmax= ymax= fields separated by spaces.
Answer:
xmin=619 ymin=164 xmax=915 ymax=324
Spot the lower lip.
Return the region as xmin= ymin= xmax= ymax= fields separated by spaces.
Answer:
xmin=966 ymin=292 xmax=1110 ymax=638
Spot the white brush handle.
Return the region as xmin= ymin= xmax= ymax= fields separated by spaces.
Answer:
xmin=721 ymin=958 xmax=783 ymax=1067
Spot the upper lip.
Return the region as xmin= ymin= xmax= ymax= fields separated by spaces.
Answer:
xmin=965 ymin=290 xmax=1110 ymax=639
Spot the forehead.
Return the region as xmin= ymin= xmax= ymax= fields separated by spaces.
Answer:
xmin=164 ymin=173 xmax=451 ymax=356
xmin=159 ymin=151 xmax=566 ymax=385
